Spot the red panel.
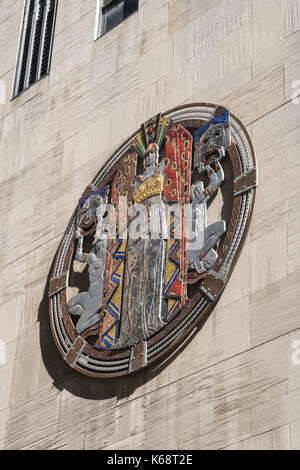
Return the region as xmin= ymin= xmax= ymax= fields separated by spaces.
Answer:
xmin=164 ymin=125 xmax=193 ymax=306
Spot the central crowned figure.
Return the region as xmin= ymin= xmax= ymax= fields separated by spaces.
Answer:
xmin=94 ymin=114 xmax=194 ymax=349
xmin=114 ymin=114 xmax=194 ymax=348
xmin=116 ymin=141 xmax=168 ymax=348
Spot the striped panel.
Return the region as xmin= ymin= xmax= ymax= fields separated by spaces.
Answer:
xmin=164 ymin=124 xmax=193 ymax=317
xmin=167 ymin=299 xmax=181 ymax=321
xmin=98 ymin=152 xmax=137 ymax=347
xmin=101 ymin=321 xmax=119 ymax=349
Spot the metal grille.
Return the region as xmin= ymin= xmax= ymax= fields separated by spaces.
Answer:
xmin=13 ymin=0 xmax=58 ymax=98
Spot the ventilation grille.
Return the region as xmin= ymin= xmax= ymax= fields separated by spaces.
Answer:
xmin=14 ymin=0 xmax=58 ymax=97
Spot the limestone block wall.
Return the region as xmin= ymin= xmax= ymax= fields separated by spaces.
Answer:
xmin=0 ymin=0 xmax=299 ymax=450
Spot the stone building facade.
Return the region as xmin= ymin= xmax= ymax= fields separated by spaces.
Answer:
xmin=0 ymin=0 xmax=300 ymax=450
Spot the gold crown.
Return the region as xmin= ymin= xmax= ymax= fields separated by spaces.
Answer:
xmin=134 ymin=174 xmax=164 ymax=205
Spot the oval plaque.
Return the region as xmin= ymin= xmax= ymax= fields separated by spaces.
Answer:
xmin=48 ymin=103 xmax=257 ymax=377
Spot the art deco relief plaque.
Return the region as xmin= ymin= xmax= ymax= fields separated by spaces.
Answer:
xmin=48 ymin=103 xmax=257 ymax=377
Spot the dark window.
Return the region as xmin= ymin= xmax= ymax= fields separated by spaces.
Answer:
xmin=97 ymin=0 xmax=138 ymax=37
xmin=13 ymin=0 xmax=58 ymax=98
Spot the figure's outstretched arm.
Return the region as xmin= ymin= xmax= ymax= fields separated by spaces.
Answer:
xmin=75 ymin=228 xmax=88 ymax=262
xmin=204 ymin=162 xmax=224 ymax=200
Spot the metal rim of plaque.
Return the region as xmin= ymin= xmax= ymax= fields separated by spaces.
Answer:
xmin=48 ymin=103 xmax=257 ymax=378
